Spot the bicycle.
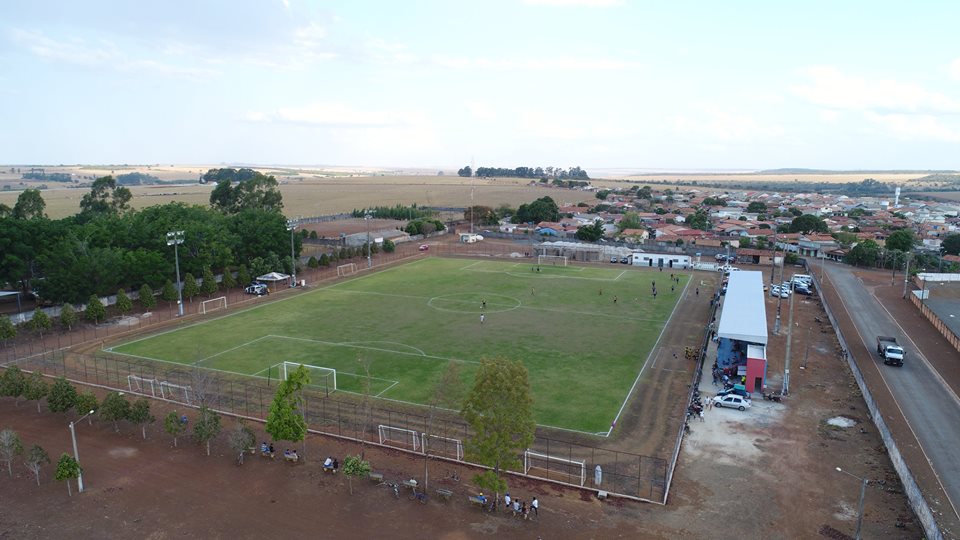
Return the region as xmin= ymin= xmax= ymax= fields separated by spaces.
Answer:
xmin=408 ymin=487 xmax=428 ymax=504
xmin=378 ymin=481 xmax=400 ymax=499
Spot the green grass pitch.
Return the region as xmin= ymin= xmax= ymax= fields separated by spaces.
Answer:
xmin=111 ymin=257 xmax=688 ymax=434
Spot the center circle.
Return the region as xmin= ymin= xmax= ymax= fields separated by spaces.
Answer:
xmin=427 ymin=293 xmax=522 ymax=314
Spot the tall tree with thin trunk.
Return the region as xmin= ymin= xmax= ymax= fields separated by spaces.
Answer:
xmin=139 ymin=284 xmax=156 ymax=310
xmin=423 ymin=361 xmax=466 ymax=491
xmin=75 ymin=392 xmax=98 ymax=424
xmin=0 ymin=316 xmax=16 ymax=346
xmin=46 ymin=377 xmax=77 ymax=413
xmin=55 ymin=453 xmax=81 ymax=496
xmin=193 ymin=405 xmax=221 ymax=456
xmin=228 ymin=421 xmax=255 ymax=465
xmin=128 ymin=398 xmax=155 ymax=439
xmin=342 ymin=454 xmax=371 ymax=495
xmin=461 ymin=357 xmax=536 ymax=510
xmin=29 ymin=309 xmax=51 ymax=338
xmin=23 ymin=371 xmax=49 ymax=413
xmin=0 ymin=429 xmax=24 ymax=476
xmin=99 ymin=391 xmax=131 ymax=433
xmin=265 ymin=365 xmax=309 ymax=460
xmin=164 ymin=411 xmax=186 ymax=447
xmin=182 ymin=273 xmax=199 ymax=303
xmin=115 ymin=288 xmax=132 ymax=314
xmin=25 ymin=444 xmax=50 ymax=486
xmin=201 ymin=267 xmax=218 ymax=297
xmin=0 ymin=365 xmax=26 ymax=405
xmin=59 ymin=303 xmax=78 ymax=331
xmin=85 ymin=294 xmax=105 ymax=323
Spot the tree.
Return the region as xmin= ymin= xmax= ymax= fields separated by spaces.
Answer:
xmin=115 ymin=288 xmax=132 ymax=314
xmin=75 ymin=392 xmax=98 ymax=424
xmin=846 ymin=240 xmax=880 ymax=267
xmin=738 ymin=237 xmax=752 ymax=248
xmin=24 ymin=444 xmax=50 ymax=486
xmin=182 ymin=273 xmax=199 ymax=303
xmin=201 ymin=267 xmax=218 ymax=297
xmin=99 ymin=392 xmax=130 ymax=432
xmin=513 ymin=196 xmax=559 ymax=224
xmin=0 ymin=316 xmax=16 ymax=346
xmin=85 ymin=295 xmax=105 ymax=324
xmin=307 ymin=256 xmax=319 ymax=268
xmin=746 ymin=201 xmax=767 ymax=213
xmin=59 ymin=303 xmax=78 ymax=330
xmin=13 ymin=189 xmax=46 ymax=220
xmin=23 ymin=371 xmax=49 ymax=413
xmin=164 ymin=411 xmax=187 ymax=447
xmin=0 ymin=365 xmax=26 ymax=403
xmin=461 ymin=357 xmax=536 ymax=509
xmin=0 ymin=429 xmax=23 ymax=476
xmin=129 ymin=398 xmax=155 ymax=439
xmin=79 ymin=176 xmax=132 ymax=219
xmin=423 ymin=361 xmax=466 ymax=491
xmin=161 ymin=280 xmax=178 ymax=307
xmin=237 ymin=265 xmax=251 ymax=287
xmin=457 ymin=166 xmax=473 ymax=177
xmin=27 ymin=309 xmax=51 ymax=338
xmin=943 ymin=234 xmax=960 ymax=256
xmin=46 ymin=377 xmax=78 ymax=413
xmin=221 ymin=267 xmax=237 ymax=289
xmin=319 ymin=253 xmax=330 ymax=267
xmin=55 ymin=453 xmax=82 ymax=496
xmin=382 ymin=239 xmax=395 ymax=253
xmin=193 ymin=405 xmax=222 ymax=456
xmin=617 ymin=212 xmax=643 ymax=232
xmin=686 ymin=210 xmax=709 ymax=230
xmin=886 ymin=229 xmax=916 ymax=252
xmin=575 ymin=219 xmax=605 ymax=242
xmin=138 ymin=284 xmax=156 ymax=310
xmin=228 ymin=420 xmax=256 ymax=465
xmin=789 ymin=214 xmax=828 ymax=234
xmin=207 ymin=168 xmax=284 ymax=214
xmin=265 ymin=365 xmax=309 ymax=458
xmin=342 ymin=454 xmax=371 ymax=495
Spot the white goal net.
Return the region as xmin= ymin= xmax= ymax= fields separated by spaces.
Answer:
xmin=280 ymin=362 xmax=336 ymax=396
xmin=421 ymin=433 xmax=463 ymax=461
xmin=524 ymin=449 xmax=586 ymax=486
xmin=200 ymin=296 xmax=227 ymax=315
xmin=378 ymin=425 xmax=420 ymax=451
xmin=538 ymin=255 xmax=568 ymax=266
xmin=337 ymin=263 xmax=358 ymax=277
xmin=127 ymin=375 xmax=158 ymax=397
xmin=159 ymin=381 xmax=193 ymax=405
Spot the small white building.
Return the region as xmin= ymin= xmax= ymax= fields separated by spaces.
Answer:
xmin=631 ymin=253 xmax=692 ymax=269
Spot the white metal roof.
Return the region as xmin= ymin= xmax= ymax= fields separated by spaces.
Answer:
xmin=717 ymin=270 xmax=768 ymax=345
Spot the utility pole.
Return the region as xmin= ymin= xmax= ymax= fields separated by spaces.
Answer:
xmin=166 ymin=231 xmax=185 ymax=317
xmin=287 ymin=218 xmax=298 ymax=287
xmin=365 ymin=212 xmax=372 ymax=269
xmin=783 ymin=281 xmax=795 ymax=395
xmin=902 ymin=253 xmax=911 ymax=299
xmin=774 ymin=250 xmax=785 ymax=335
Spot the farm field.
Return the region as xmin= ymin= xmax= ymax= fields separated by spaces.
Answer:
xmin=109 ymin=257 xmax=687 ymax=434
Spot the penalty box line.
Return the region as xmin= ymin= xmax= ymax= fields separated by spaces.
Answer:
xmin=265 ymin=334 xmax=480 ymax=365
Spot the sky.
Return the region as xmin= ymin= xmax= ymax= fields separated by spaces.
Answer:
xmin=2 ymin=0 xmax=959 ymax=171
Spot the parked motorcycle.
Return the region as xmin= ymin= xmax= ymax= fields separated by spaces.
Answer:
xmin=762 ymin=392 xmax=783 ymax=403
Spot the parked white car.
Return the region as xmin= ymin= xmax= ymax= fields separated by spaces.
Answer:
xmin=713 ymin=394 xmax=752 ymax=411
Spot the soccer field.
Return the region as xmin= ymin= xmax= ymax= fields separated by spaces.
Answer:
xmin=111 ymin=257 xmax=688 ymax=434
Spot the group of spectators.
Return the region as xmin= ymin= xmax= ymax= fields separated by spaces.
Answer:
xmin=477 ymin=492 xmax=540 ymax=519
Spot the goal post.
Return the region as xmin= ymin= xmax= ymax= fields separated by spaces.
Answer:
xmin=524 ymin=449 xmax=586 ymax=486
xmin=378 ymin=425 xmax=420 ymax=452
xmin=421 ymin=433 xmax=464 ymax=461
xmin=200 ymin=296 xmax=227 ymax=315
xmin=336 ymin=263 xmax=358 ymax=277
xmin=537 ymin=255 xmax=568 ymax=266
xmin=127 ymin=374 xmax=158 ymax=397
xmin=280 ymin=361 xmax=336 ymax=396
xmin=159 ymin=381 xmax=193 ymax=405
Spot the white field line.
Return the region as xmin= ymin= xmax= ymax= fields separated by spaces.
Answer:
xmin=375 ymin=380 xmax=400 ymax=397
xmin=266 ymin=334 xmax=480 ymax=365
xmin=606 ymin=276 xmax=692 ymax=437
xmin=195 ymin=335 xmax=271 ymax=365
xmin=103 ymin=349 xmax=264 ymax=379
xmin=339 ymin=341 xmax=428 ymax=357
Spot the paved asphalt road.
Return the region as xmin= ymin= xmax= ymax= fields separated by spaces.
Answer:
xmin=822 ymin=262 xmax=960 ymax=524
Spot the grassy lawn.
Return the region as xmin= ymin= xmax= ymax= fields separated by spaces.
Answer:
xmin=111 ymin=257 xmax=686 ymax=434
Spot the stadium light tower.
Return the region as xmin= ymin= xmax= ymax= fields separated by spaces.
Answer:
xmin=365 ymin=212 xmax=372 ymax=268
xmin=166 ymin=230 xmax=185 ymax=317
xmin=68 ymin=409 xmax=96 ymax=493
xmin=287 ymin=218 xmax=298 ymax=287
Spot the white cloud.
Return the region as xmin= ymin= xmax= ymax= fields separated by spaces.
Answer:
xmin=432 ymin=55 xmax=639 ymax=71
xmin=255 ymin=102 xmax=423 ymax=128
xmin=281 ymin=0 xmax=290 ymax=8
xmin=864 ymin=112 xmax=960 ymax=142
xmin=792 ymin=66 xmax=960 ymax=113
xmin=523 ymin=0 xmax=623 ymax=6
xmin=465 ymin=101 xmax=498 ymax=121
xmin=950 ymin=58 xmax=960 ymax=81
xmin=8 ymin=28 xmax=216 ymax=78
xmin=671 ymin=106 xmax=783 ymax=142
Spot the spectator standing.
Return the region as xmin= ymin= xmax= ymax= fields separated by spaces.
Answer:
xmin=531 ymin=497 xmax=539 ymax=518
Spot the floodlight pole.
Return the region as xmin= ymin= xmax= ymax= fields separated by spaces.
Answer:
xmin=783 ymin=281 xmax=795 ymax=396
xmin=69 ymin=409 xmax=96 ymax=493
xmin=835 ymin=467 xmax=868 ymax=540
xmin=287 ymin=218 xmax=298 ymax=287
xmin=166 ymin=231 xmax=185 ymax=317
xmin=365 ymin=212 xmax=372 ymax=268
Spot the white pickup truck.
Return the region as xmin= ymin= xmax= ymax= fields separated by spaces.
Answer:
xmin=876 ymin=336 xmax=905 ymax=366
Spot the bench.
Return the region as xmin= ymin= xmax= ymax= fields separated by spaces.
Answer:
xmin=284 ymin=453 xmax=299 ymax=463
xmin=260 ymin=450 xmax=275 ymax=459
xmin=402 ymin=479 xmax=419 ymax=490
xmin=468 ymin=496 xmax=486 ymax=508
xmin=323 ymin=465 xmax=337 ymax=474
xmin=369 ymin=472 xmax=384 ymax=483
xmin=435 ymin=488 xmax=453 ymax=502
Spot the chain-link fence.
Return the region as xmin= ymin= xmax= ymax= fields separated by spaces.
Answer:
xmin=7 ymin=348 xmax=668 ymax=503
